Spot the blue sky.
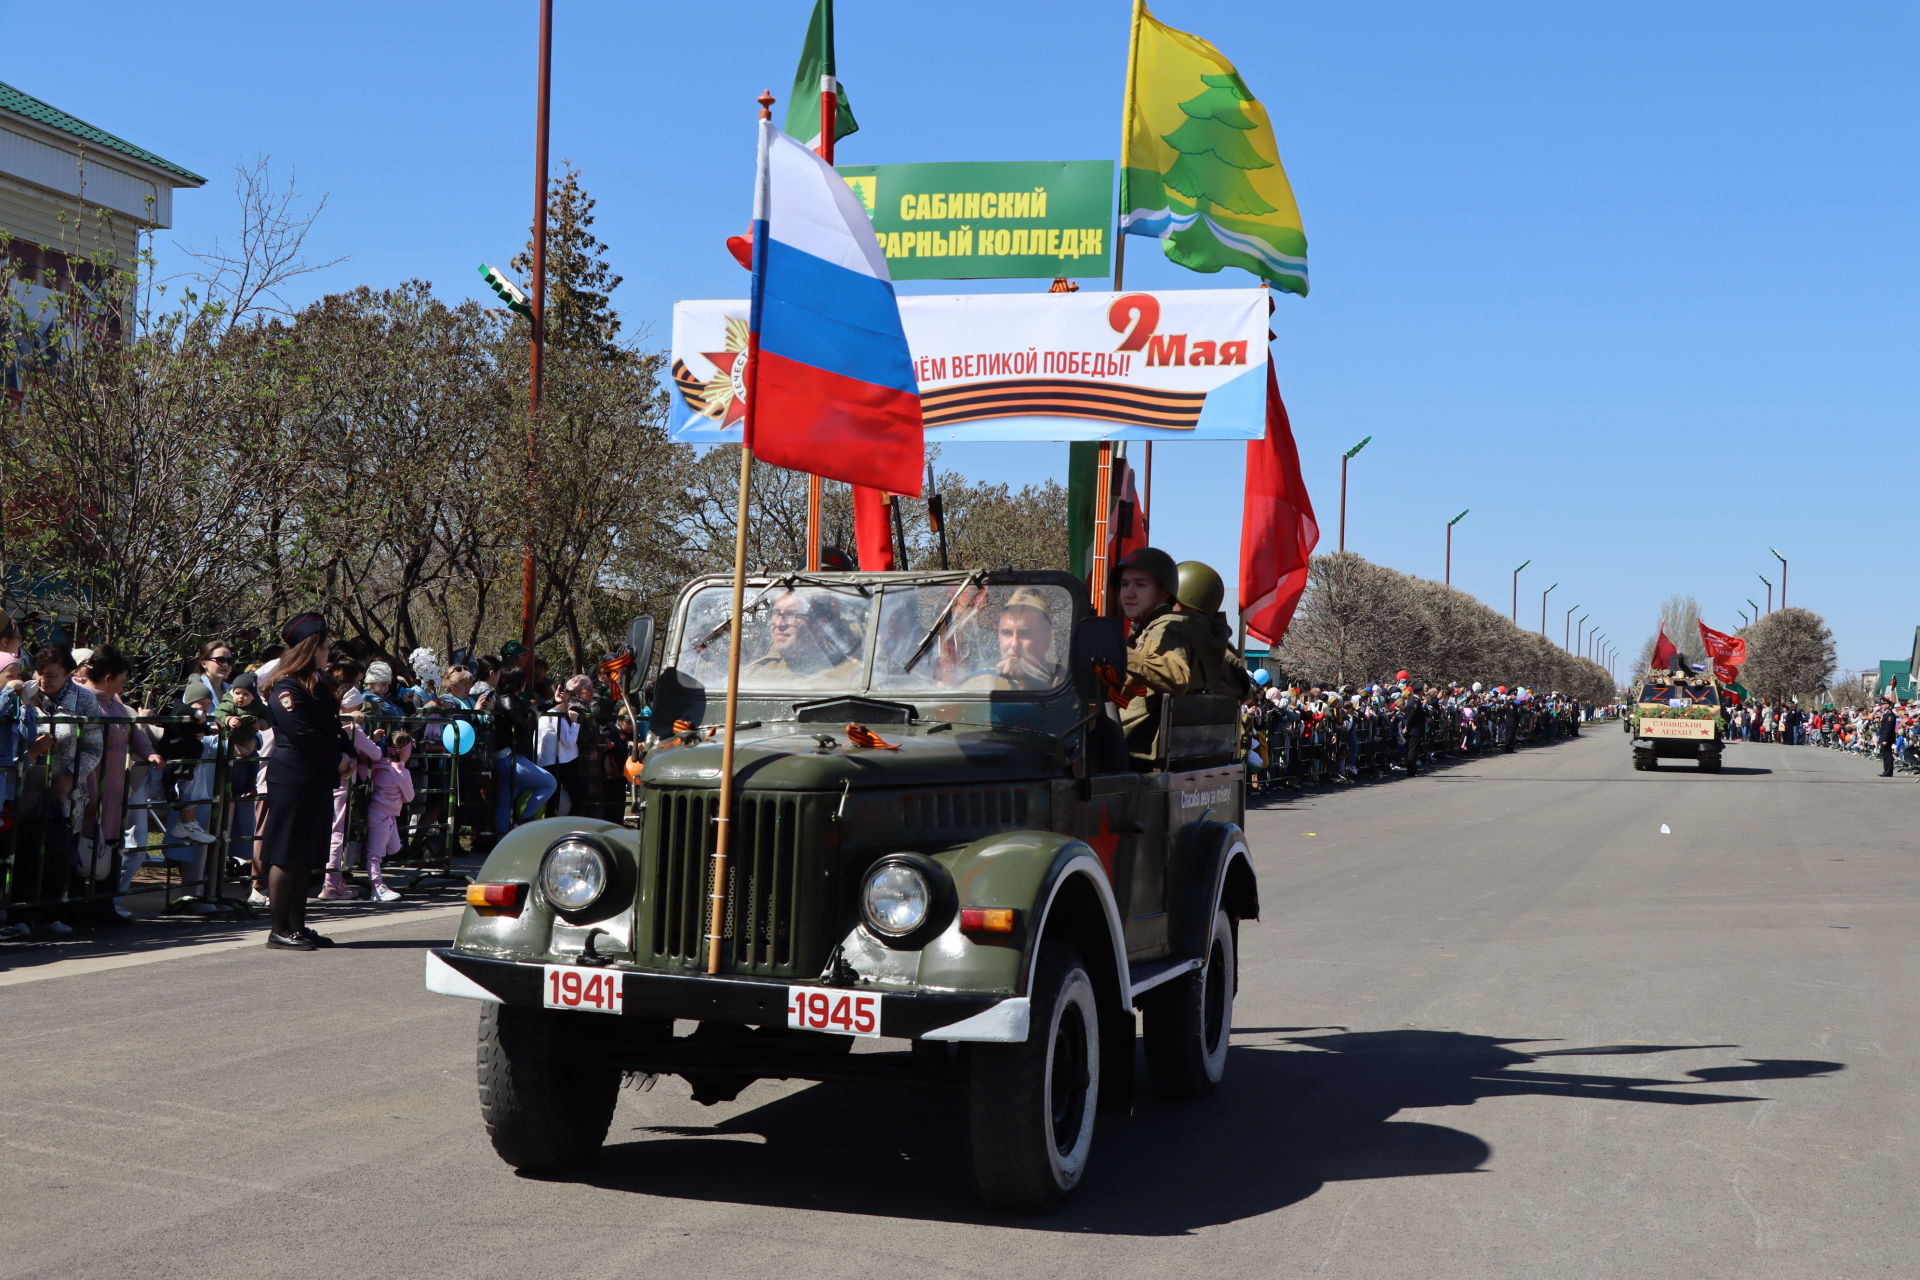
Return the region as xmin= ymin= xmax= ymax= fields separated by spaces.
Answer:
xmin=36 ymin=1 xmax=1918 ymax=678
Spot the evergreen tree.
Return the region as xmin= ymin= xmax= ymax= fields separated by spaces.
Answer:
xmin=1161 ymin=74 xmax=1277 ymax=216
xmin=513 ymin=162 xmax=625 ymax=361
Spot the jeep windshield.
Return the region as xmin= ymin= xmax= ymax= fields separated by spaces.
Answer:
xmin=673 ymin=580 xmax=1074 ymax=698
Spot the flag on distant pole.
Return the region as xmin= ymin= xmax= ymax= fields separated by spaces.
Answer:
xmin=1651 ymin=628 xmax=1678 ymax=670
xmin=786 ymin=0 xmax=858 ymax=151
xmin=1239 ymin=367 xmax=1318 ymax=645
xmin=1120 ymin=0 xmax=1308 ymax=295
xmin=744 ymin=119 xmax=923 ymax=496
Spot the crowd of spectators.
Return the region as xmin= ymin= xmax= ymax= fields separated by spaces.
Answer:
xmin=0 ymin=612 xmax=642 ymax=941
xmin=1243 ymin=673 xmax=1600 ymax=789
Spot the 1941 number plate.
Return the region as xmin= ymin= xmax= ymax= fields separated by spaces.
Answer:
xmin=787 ymin=987 xmax=881 ymax=1037
xmin=543 ymin=965 xmax=624 ymax=1015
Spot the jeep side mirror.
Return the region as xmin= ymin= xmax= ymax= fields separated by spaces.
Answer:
xmin=626 ymin=616 xmax=656 ymax=679
xmin=1070 ymin=615 xmax=1125 ymax=704
xmin=649 ymin=666 xmax=707 ymax=731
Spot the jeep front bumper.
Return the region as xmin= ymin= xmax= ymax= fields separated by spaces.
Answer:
xmin=425 ymin=948 xmax=1030 ymax=1042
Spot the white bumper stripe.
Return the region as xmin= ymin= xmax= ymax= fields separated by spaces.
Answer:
xmin=425 ymin=951 xmax=501 ymax=1003
xmin=920 ymin=997 xmax=1030 ymax=1042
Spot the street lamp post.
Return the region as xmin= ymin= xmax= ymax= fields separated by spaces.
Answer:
xmin=1745 ymin=597 xmax=1760 ymax=624
xmin=1541 ymin=582 xmax=1558 ymax=637
xmin=1564 ymin=603 xmax=1580 ymax=651
xmin=1445 ymin=509 xmax=1469 ymax=587
xmin=1339 ymin=436 xmax=1371 ymax=554
xmin=1757 ymin=573 xmax=1772 ymax=614
xmin=1770 ymin=547 xmax=1787 ymax=609
xmin=1511 ymin=559 xmax=1531 ymax=624
xmin=1576 ymin=613 xmax=1589 ymax=655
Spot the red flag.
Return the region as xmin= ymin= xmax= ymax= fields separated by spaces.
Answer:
xmin=1650 ymin=628 xmax=1678 ymax=669
xmin=853 ymin=485 xmax=894 ymax=570
xmin=1239 ymin=367 xmax=1320 ymax=646
xmin=1712 ymin=660 xmax=1740 ymax=685
xmin=1697 ymin=621 xmax=1747 ymax=668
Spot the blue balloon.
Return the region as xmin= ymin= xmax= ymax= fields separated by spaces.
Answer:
xmin=441 ymin=720 xmax=477 ymax=756
xmin=1252 ymin=668 xmax=1272 ymax=687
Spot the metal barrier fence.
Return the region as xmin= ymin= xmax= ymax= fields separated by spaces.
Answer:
xmin=0 ymin=709 xmax=509 ymax=932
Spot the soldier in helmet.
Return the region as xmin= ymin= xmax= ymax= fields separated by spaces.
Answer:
xmin=1112 ymin=547 xmax=1206 ymax=766
xmin=1174 ymin=559 xmax=1254 ymax=701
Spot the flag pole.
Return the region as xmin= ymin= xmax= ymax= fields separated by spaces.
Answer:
xmin=1093 ymin=0 xmax=1145 ymax=616
xmin=804 ymin=7 xmax=841 ymax=572
xmin=708 ymin=90 xmax=776 ymax=975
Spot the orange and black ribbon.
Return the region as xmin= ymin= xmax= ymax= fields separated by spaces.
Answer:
xmin=845 ymin=722 xmax=900 ymax=751
xmin=598 ymin=651 xmax=634 ymax=699
xmin=1092 ymin=658 xmax=1150 ymax=710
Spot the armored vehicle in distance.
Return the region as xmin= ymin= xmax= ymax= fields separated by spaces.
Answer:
xmin=1631 ymin=674 xmax=1725 ymax=772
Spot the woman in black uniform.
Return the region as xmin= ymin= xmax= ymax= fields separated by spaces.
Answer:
xmin=261 ymin=613 xmax=352 ymax=951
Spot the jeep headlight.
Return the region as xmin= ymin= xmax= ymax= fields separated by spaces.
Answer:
xmin=862 ymin=861 xmax=932 ymax=937
xmin=540 ymin=837 xmax=608 ymax=912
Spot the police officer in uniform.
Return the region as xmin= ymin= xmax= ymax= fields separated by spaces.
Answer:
xmin=261 ymin=612 xmax=353 ymax=951
xmin=1112 ymin=547 xmax=1206 ymax=767
xmin=1400 ymin=681 xmax=1430 ymax=775
xmin=1878 ymin=697 xmax=1899 ymax=776
xmin=1173 ymin=560 xmax=1254 ymax=700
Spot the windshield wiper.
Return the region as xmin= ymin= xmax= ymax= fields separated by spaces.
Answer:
xmin=690 ymin=574 xmax=873 ymax=654
xmin=902 ymin=570 xmax=986 ymax=673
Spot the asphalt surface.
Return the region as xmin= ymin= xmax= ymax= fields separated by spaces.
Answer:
xmin=2 ymin=733 xmax=1913 ymax=1279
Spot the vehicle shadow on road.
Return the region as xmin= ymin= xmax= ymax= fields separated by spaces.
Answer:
xmin=571 ymin=1028 xmax=1840 ymax=1233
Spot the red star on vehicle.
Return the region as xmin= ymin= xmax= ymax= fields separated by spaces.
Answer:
xmin=1085 ymin=807 xmax=1122 ymax=879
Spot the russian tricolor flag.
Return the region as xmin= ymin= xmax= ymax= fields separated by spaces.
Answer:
xmin=744 ymin=118 xmax=923 ymax=497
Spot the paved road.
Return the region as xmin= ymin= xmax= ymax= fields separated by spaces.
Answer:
xmin=3 ymin=734 xmax=1913 ymax=1279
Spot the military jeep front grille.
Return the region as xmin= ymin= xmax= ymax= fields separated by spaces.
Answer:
xmin=647 ymin=790 xmax=824 ymax=975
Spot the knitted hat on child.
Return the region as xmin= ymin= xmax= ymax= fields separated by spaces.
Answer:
xmin=365 ymin=661 xmax=394 ymax=687
xmin=183 ymin=676 xmax=215 ymax=705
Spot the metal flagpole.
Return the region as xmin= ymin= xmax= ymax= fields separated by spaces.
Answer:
xmin=708 ymin=91 xmax=776 ymax=975
xmin=520 ymin=0 xmax=554 ymax=675
xmin=803 ymin=21 xmax=844 ymax=572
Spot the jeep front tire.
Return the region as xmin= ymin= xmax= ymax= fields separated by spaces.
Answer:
xmin=477 ymin=1003 xmax=621 ymax=1172
xmin=967 ymin=942 xmax=1101 ymax=1212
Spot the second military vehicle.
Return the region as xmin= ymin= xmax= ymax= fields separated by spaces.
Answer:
xmin=1630 ymin=674 xmax=1725 ymax=772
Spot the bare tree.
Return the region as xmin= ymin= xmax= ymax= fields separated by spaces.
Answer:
xmin=175 ymin=157 xmax=345 ymax=330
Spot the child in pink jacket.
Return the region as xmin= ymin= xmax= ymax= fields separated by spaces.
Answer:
xmin=365 ymin=731 xmax=415 ymax=902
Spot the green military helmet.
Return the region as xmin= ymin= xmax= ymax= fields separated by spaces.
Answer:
xmin=1112 ymin=546 xmax=1179 ymax=598
xmin=1175 ymin=560 xmax=1225 ymax=615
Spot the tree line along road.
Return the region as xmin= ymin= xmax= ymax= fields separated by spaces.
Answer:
xmin=0 ymin=732 xmax=1910 ymax=1280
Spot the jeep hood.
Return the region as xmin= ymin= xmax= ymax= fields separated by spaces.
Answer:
xmin=640 ymin=723 xmax=1056 ymax=791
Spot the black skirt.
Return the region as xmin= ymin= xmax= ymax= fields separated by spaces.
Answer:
xmin=261 ymin=777 xmax=332 ymax=869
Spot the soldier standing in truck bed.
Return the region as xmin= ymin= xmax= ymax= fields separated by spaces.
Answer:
xmin=1113 ymin=548 xmax=1207 ymax=767
xmin=1173 ymin=560 xmax=1254 ymax=701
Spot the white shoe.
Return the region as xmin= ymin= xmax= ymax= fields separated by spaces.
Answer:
xmin=371 ymin=885 xmax=402 ymax=903
xmin=175 ymin=821 xmax=218 ymax=845
xmin=247 ymin=888 xmax=270 ymax=908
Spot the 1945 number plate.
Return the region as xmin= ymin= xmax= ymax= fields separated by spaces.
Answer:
xmin=787 ymin=987 xmax=881 ymax=1037
xmin=543 ymin=965 xmax=624 ymax=1015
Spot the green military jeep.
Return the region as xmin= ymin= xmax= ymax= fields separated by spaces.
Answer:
xmin=426 ymin=569 xmax=1258 ymax=1211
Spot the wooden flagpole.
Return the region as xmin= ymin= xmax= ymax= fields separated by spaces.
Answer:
xmin=707 ymin=90 xmax=776 ymax=975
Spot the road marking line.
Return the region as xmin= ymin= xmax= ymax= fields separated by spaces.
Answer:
xmin=0 ymin=905 xmax=465 ymax=988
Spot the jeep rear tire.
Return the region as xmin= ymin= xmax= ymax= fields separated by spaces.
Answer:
xmin=477 ymin=1003 xmax=620 ymax=1172
xmin=968 ymin=942 xmax=1100 ymax=1212
xmin=1142 ymin=908 xmax=1236 ymax=1098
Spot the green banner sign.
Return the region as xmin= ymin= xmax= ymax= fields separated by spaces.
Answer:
xmin=836 ymin=160 xmax=1114 ymax=281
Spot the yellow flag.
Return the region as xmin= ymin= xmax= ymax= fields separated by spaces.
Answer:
xmin=1121 ymin=0 xmax=1307 ymax=294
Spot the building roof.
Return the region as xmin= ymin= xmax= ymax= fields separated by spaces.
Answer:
xmin=0 ymin=80 xmax=204 ymax=185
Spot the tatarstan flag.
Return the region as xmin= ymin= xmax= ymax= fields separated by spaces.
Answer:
xmin=1120 ymin=0 xmax=1308 ymax=295
xmin=786 ymin=0 xmax=858 ymax=151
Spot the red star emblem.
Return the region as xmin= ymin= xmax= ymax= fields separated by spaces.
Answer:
xmin=701 ymin=347 xmax=748 ymax=425
xmin=1085 ymin=806 xmax=1122 ymax=879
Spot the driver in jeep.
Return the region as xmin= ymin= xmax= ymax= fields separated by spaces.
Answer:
xmin=745 ymin=589 xmax=861 ymax=686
